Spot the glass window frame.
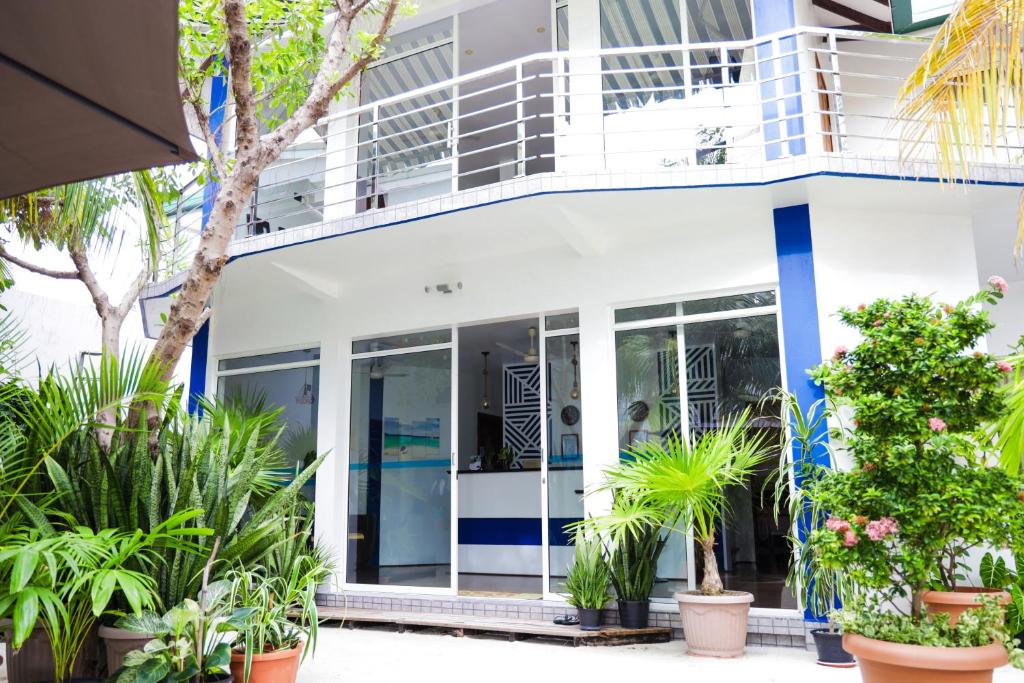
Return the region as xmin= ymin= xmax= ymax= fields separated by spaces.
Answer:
xmin=610 ymin=287 xmax=789 ymax=605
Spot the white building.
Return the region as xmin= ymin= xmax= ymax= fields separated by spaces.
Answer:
xmin=144 ymin=0 xmax=1024 ymax=643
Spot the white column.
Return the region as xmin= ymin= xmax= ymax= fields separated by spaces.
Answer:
xmin=577 ymin=300 xmax=616 ymax=519
xmin=322 ymin=81 xmax=362 ymax=221
xmin=562 ymin=0 xmax=604 ymax=173
xmin=315 ymin=334 xmax=348 ymax=592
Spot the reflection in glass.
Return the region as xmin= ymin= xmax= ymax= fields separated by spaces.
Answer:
xmin=614 ymin=326 xmax=688 ymax=596
xmin=219 ymin=348 xmax=320 ymax=371
xmin=546 ymin=334 xmax=583 ymax=593
xmin=683 ymin=315 xmax=793 ymax=609
xmin=217 ymin=364 xmax=320 ymax=501
xmin=352 ymin=328 xmax=452 ymax=354
xmin=347 ymin=349 xmax=452 ymax=587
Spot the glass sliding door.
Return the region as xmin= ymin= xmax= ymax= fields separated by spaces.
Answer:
xmin=612 ymin=291 xmax=789 ymax=607
xmin=347 ymin=337 xmax=454 ymax=590
xmin=543 ymin=312 xmax=584 ymax=595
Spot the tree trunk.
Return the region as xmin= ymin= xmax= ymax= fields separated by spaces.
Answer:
xmin=148 ymin=173 xmax=258 ymax=381
xmin=95 ymin=312 xmax=123 ymax=452
xmin=700 ymin=532 xmax=724 ymax=595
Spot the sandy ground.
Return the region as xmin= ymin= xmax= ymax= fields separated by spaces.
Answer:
xmin=296 ymin=625 xmax=1024 ymax=683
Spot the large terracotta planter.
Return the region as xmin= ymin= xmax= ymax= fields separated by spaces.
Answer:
xmin=922 ymin=588 xmax=1011 ymax=626
xmin=98 ymin=625 xmax=154 ymax=676
xmin=675 ymin=590 xmax=753 ymax=658
xmin=843 ymin=633 xmax=1008 ymax=683
xmin=230 ymin=642 xmax=303 ymax=683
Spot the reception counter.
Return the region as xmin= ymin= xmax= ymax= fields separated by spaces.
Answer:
xmin=457 ymin=467 xmax=583 ymax=576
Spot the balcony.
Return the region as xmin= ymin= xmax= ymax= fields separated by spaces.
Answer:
xmin=171 ymin=26 xmax=1024 ymax=254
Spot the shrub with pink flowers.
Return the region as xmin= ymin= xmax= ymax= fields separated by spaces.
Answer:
xmin=804 ymin=280 xmax=1024 ymax=618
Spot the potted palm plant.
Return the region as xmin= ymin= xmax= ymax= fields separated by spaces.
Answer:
xmin=0 ymin=511 xmax=206 ymax=683
xmin=575 ymin=491 xmax=671 ymax=629
xmin=564 ymin=529 xmax=611 ymax=631
xmin=597 ymin=410 xmax=772 ymax=655
xmin=771 ymin=391 xmax=856 ymax=667
xmin=227 ymin=503 xmax=333 ymax=683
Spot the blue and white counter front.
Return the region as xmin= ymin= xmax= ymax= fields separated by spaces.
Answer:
xmin=457 ymin=468 xmax=583 ymax=577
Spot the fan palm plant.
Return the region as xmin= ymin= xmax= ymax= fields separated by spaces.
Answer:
xmin=897 ymin=0 xmax=1024 ymax=255
xmin=600 ymin=409 xmax=773 ymax=595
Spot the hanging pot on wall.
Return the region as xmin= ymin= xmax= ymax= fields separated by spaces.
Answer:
xmin=617 ymin=600 xmax=650 ymax=629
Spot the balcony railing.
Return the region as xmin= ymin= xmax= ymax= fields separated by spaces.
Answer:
xmin=172 ymin=27 xmax=1024 ymax=242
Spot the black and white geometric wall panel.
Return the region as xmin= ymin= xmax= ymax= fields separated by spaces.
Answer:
xmin=503 ymin=363 xmax=541 ymax=468
xmin=686 ymin=344 xmax=719 ymax=433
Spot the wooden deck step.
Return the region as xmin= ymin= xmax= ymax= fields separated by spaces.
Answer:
xmin=315 ymin=607 xmax=672 ymax=647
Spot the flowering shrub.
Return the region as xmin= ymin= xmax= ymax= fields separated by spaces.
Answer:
xmin=806 ymin=280 xmax=1024 ymax=618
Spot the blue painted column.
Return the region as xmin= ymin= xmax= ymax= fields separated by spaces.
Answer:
xmin=187 ymin=69 xmax=228 ymax=414
xmin=754 ymin=0 xmax=806 ymax=160
xmin=773 ymin=204 xmax=831 ymax=621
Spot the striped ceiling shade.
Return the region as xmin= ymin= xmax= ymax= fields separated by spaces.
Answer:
xmin=359 ymin=19 xmax=455 ymax=174
xmin=601 ymin=0 xmax=752 ymax=111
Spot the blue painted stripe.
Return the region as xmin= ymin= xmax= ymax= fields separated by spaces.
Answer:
xmin=187 ymin=69 xmax=228 ymax=416
xmin=349 ymin=459 xmax=450 ymax=470
xmin=772 ymin=203 xmax=832 ymax=622
xmin=458 ymin=518 xmax=582 ymax=546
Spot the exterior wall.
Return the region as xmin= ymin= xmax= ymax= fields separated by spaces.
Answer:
xmin=201 ymin=175 xmax=1018 ymax=632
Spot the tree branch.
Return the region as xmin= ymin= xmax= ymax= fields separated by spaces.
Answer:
xmin=117 ymin=267 xmax=151 ymax=319
xmin=260 ymin=0 xmax=401 ymax=161
xmin=0 ymin=246 xmax=78 ymax=279
xmin=181 ymin=73 xmax=228 ymax=179
xmin=68 ymin=244 xmax=112 ymax=318
xmin=223 ymin=0 xmax=260 ymax=161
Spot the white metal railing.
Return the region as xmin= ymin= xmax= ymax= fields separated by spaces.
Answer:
xmin=172 ymin=27 xmax=1024 ymax=242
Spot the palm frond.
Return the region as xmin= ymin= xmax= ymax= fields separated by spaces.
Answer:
xmin=897 ymin=0 xmax=1024 ymax=255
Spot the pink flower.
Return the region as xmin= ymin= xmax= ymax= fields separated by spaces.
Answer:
xmin=844 ymin=530 xmax=859 ymax=547
xmin=873 ymin=319 xmax=883 ymax=327
xmin=857 ymin=304 xmax=866 ymax=311
xmin=928 ymin=417 xmax=947 ymax=432
xmin=989 ymin=275 xmax=1009 ymax=295
xmin=832 ymin=345 xmax=849 ymax=361
xmin=997 ymin=361 xmax=1013 ymax=373
xmin=826 ymin=517 xmax=851 ymax=533
xmin=866 ymin=517 xmax=898 ymax=541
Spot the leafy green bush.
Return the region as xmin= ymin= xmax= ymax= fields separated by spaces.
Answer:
xmin=45 ymin=397 xmax=326 ymax=609
xmin=112 ymin=578 xmax=254 ymax=683
xmin=836 ymin=597 xmax=1017 ymax=656
xmin=806 ymin=282 xmax=1024 ymax=616
xmin=564 ymin=530 xmax=611 ymax=610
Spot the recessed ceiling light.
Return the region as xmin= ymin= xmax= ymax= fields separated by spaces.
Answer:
xmin=464 ymin=48 xmax=474 ymax=55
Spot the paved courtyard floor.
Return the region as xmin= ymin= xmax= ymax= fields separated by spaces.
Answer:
xmin=297 ymin=625 xmax=1024 ymax=682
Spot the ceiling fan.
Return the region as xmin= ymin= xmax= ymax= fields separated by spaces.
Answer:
xmin=357 ymin=357 xmax=409 ymax=379
xmin=496 ymin=325 xmax=540 ymax=363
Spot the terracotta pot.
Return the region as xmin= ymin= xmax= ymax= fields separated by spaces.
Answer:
xmin=1 ymin=621 xmax=101 ymax=683
xmin=98 ymin=625 xmax=154 ymax=676
xmin=230 ymin=642 xmax=303 ymax=683
xmin=674 ymin=590 xmax=753 ymax=658
xmin=922 ymin=588 xmax=1011 ymax=626
xmin=843 ymin=633 xmax=1008 ymax=683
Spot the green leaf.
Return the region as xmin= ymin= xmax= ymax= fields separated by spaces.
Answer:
xmin=10 ymin=549 xmax=39 ymax=593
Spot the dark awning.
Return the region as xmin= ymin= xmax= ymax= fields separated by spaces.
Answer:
xmin=0 ymin=0 xmax=199 ymax=199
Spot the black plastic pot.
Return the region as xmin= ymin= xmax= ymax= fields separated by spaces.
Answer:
xmin=578 ymin=608 xmax=602 ymax=632
xmin=616 ymin=599 xmax=650 ymax=629
xmin=810 ymin=628 xmax=856 ymax=668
